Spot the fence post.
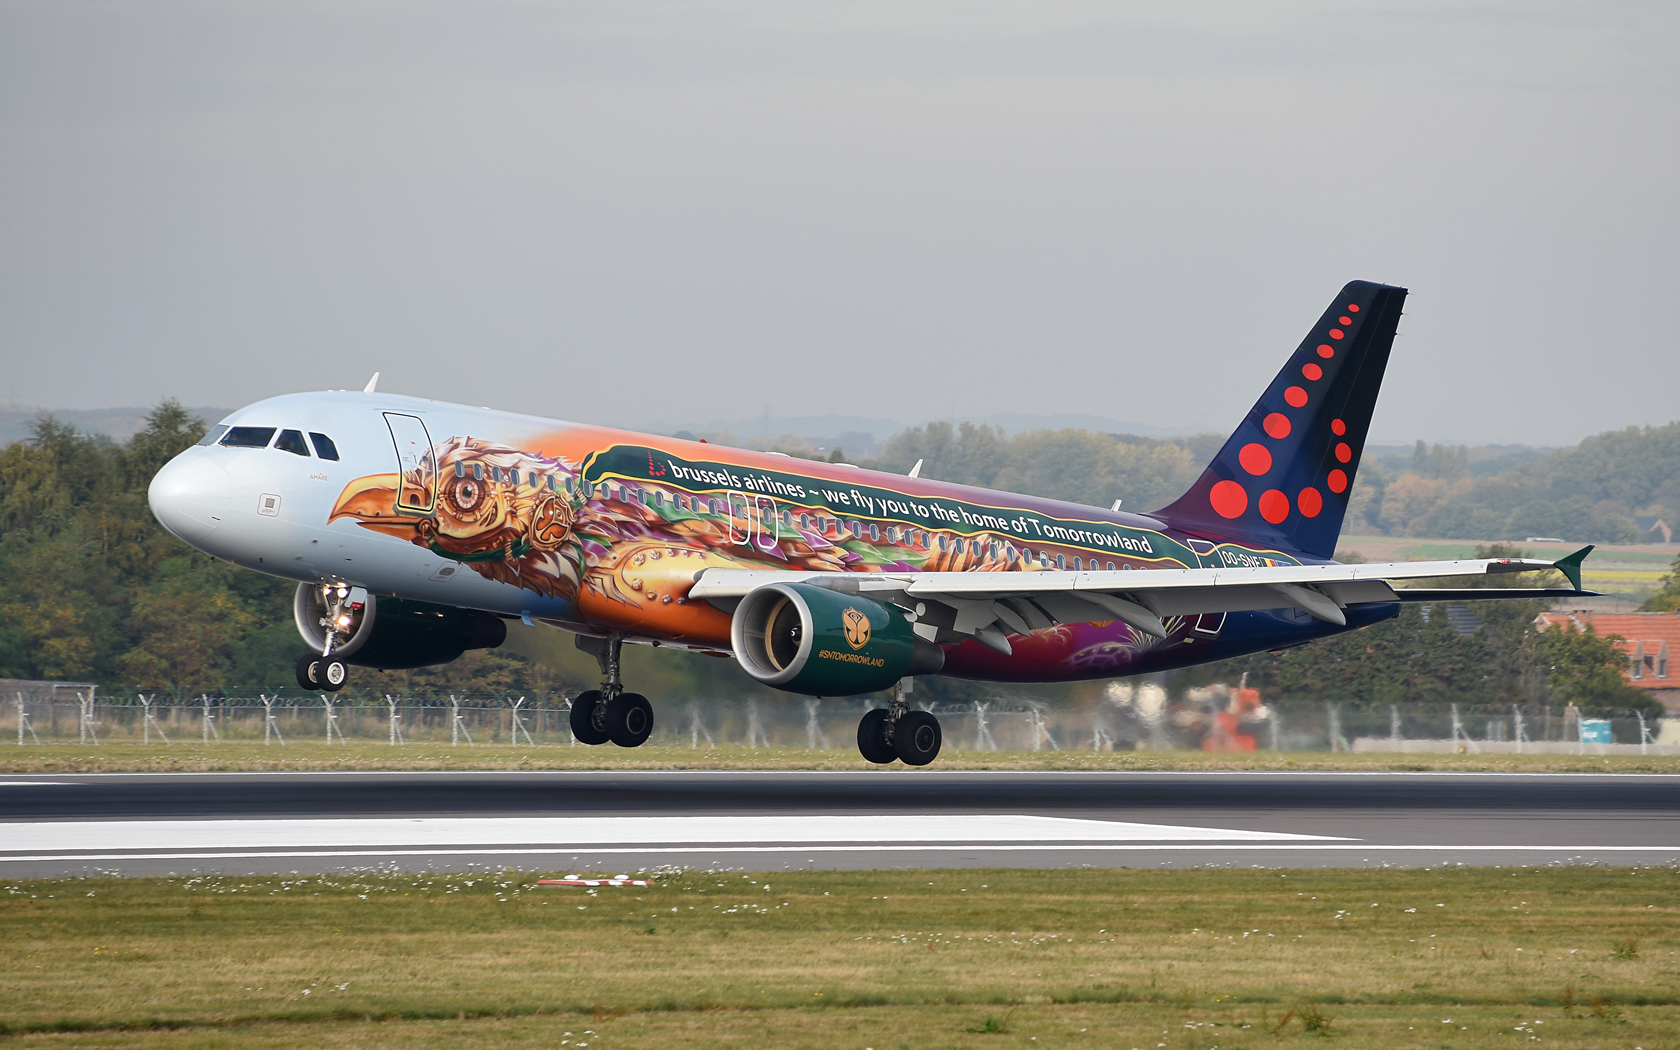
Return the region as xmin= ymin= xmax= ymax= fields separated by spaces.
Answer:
xmin=386 ymin=695 xmax=404 ymax=746
xmin=449 ymin=694 xmax=472 ymax=745
xmin=509 ymin=697 xmax=534 ymax=746
xmin=140 ymin=694 xmax=171 ymax=745
xmin=16 ymin=691 xmax=40 ymax=745
xmin=78 ymin=689 xmax=99 ymax=745
xmin=261 ymin=694 xmax=284 ymax=745
xmin=201 ymin=695 xmax=220 ymax=744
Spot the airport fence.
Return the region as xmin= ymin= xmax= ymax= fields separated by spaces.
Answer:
xmin=4 ymin=683 xmax=1675 ymax=754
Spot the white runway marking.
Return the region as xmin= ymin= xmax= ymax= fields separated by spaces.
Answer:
xmin=0 ymin=814 xmax=1343 ymax=853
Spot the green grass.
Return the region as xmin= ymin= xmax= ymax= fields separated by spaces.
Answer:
xmin=3 ymin=741 xmax=1678 ymax=774
xmin=3 ymin=866 xmax=1677 ymax=1048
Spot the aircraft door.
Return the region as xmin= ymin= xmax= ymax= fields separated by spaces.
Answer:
xmin=1184 ymin=538 xmax=1226 ymax=636
xmin=753 ymin=496 xmax=780 ymax=553
xmin=384 ymin=413 xmax=437 ymax=515
xmin=726 ymin=490 xmax=751 ymax=545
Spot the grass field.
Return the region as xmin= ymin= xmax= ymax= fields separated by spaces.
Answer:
xmin=3 ymin=741 xmax=1678 ymax=775
xmin=2 ymin=866 xmax=1676 ymax=1048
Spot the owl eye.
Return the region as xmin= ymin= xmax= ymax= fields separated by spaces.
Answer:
xmin=446 ymin=477 xmax=483 ymax=514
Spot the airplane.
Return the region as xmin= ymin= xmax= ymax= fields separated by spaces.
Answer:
xmin=148 ymin=280 xmax=1596 ymax=765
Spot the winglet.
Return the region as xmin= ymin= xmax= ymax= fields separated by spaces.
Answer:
xmin=1552 ymin=545 xmax=1594 ymax=591
xmin=363 ymin=372 xmax=380 ymax=393
xmin=908 ymin=459 xmax=923 ymax=479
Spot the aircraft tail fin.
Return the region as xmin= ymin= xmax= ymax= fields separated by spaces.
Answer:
xmin=1150 ymin=280 xmax=1408 ymax=560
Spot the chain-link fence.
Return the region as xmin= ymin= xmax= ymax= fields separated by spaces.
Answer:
xmin=5 ymin=683 xmax=1675 ymax=754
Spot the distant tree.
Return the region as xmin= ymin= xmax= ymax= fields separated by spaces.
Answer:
xmin=1536 ymin=623 xmax=1655 ymax=718
xmin=1643 ymin=554 xmax=1680 ymax=612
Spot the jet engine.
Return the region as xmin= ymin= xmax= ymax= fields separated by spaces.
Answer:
xmin=731 ymin=583 xmax=943 ymax=696
xmin=293 ymin=583 xmax=507 ymax=670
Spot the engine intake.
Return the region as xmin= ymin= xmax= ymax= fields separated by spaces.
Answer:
xmin=294 ymin=584 xmax=507 ymax=670
xmin=731 ymin=583 xmax=943 ymax=696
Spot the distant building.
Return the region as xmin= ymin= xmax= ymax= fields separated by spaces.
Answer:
xmin=1533 ymin=611 xmax=1680 ymax=711
xmin=1633 ymin=517 xmax=1672 ymax=544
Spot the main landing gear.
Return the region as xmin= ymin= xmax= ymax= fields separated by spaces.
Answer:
xmin=570 ymin=635 xmax=654 ymax=748
xmin=857 ymin=681 xmax=942 ymax=766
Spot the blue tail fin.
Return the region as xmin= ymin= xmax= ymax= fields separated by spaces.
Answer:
xmin=1150 ymin=280 xmax=1407 ymax=560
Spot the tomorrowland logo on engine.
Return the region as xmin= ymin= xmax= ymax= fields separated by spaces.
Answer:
xmin=842 ymin=607 xmax=871 ymax=650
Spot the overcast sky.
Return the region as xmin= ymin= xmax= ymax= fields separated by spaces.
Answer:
xmin=2 ymin=1 xmax=1675 ymax=446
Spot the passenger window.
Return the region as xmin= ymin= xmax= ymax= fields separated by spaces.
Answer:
xmin=308 ymin=432 xmax=339 ymax=461
xmin=1106 ymin=561 xmax=1116 ymax=571
xmin=1072 ymin=557 xmax=1083 ymax=571
xmin=1057 ymin=554 xmax=1067 ymax=570
xmin=275 ymin=429 xmax=310 ymax=457
xmin=197 ymin=425 xmax=229 ymax=447
xmin=510 ymin=469 xmax=521 ymax=486
xmin=220 ymin=426 xmax=276 ymax=448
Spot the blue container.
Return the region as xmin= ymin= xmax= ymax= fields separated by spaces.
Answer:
xmin=1580 ymin=719 xmax=1613 ymax=744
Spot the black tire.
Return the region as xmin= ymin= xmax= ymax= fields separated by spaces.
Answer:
xmin=894 ymin=710 xmax=941 ymax=766
xmin=569 ymin=690 xmax=611 ymax=745
xmin=605 ymin=693 xmax=654 ymax=748
xmin=856 ymin=708 xmax=896 ymax=764
xmin=321 ymin=658 xmax=349 ymax=692
xmin=295 ymin=654 xmax=321 ymax=690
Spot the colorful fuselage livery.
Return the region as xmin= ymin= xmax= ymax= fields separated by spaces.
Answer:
xmin=149 ymin=281 xmax=1591 ymax=763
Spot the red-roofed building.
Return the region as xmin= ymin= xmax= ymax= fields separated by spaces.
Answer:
xmin=1534 ymin=610 xmax=1680 ymax=711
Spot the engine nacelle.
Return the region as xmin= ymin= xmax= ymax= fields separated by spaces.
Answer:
xmin=294 ymin=583 xmax=508 ymax=670
xmin=731 ymin=583 xmax=944 ymax=696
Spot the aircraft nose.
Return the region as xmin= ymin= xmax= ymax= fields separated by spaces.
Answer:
xmin=148 ymin=452 xmax=231 ymax=548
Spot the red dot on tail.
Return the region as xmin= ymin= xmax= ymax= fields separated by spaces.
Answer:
xmin=1263 ymin=412 xmax=1292 ymax=439
xmin=1317 ymin=344 xmax=1334 ymax=359
xmin=1284 ymin=386 xmax=1308 ymax=408
xmin=1331 ymin=418 xmax=1346 ymax=435
xmin=1209 ymin=480 xmax=1248 ymax=519
xmin=1328 ymin=469 xmax=1348 ymax=493
xmin=1258 ymin=489 xmax=1289 ymax=524
xmin=1298 ymin=487 xmax=1323 ymax=518
xmin=1335 ymin=442 xmax=1352 ymax=463
xmin=1302 ymin=363 xmax=1323 ymax=381
xmin=1347 ymin=304 xmax=1359 ymax=312
xmin=1329 ymin=329 xmax=1345 ymax=340
xmin=1338 ymin=316 xmax=1352 ymax=326
xmin=1239 ymin=443 xmax=1272 ymax=476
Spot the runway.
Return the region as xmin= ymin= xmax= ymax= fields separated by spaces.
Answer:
xmin=2 ymin=770 xmax=1676 ymax=876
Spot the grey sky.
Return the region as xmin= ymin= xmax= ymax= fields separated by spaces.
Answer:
xmin=2 ymin=1 xmax=1675 ymax=446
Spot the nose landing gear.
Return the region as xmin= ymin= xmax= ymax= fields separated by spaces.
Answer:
xmin=295 ymin=583 xmax=364 ymax=692
xmin=571 ymin=635 xmax=655 ymax=748
xmin=295 ymin=653 xmax=349 ymax=692
xmin=856 ymin=681 xmax=942 ymax=766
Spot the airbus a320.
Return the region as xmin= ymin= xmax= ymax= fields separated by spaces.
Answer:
xmin=148 ymin=281 xmax=1595 ymax=765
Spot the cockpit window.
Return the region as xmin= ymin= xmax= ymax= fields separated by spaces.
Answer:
xmin=275 ymin=429 xmax=310 ymax=457
xmin=197 ymin=425 xmax=230 ymax=447
xmin=220 ymin=426 xmax=277 ymax=448
xmin=309 ymin=433 xmax=340 ymax=461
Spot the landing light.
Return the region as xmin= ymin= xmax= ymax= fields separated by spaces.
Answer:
xmin=337 ymin=615 xmax=352 ymax=627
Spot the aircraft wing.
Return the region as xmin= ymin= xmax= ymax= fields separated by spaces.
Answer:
xmin=688 ymin=546 xmax=1598 ymax=654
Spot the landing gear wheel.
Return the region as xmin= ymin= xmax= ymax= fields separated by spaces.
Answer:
xmin=856 ymin=708 xmax=896 ymax=764
xmin=569 ymin=690 xmax=611 ymax=745
xmin=320 ymin=658 xmax=348 ymax=692
xmin=894 ymin=710 xmax=941 ymax=766
xmin=295 ymin=654 xmax=321 ymax=690
xmin=605 ymin=693 xmax=654 ymax=748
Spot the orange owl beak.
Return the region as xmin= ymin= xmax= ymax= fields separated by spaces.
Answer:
xmin=328 ymin=473 xmax=420 ymax=538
